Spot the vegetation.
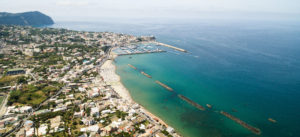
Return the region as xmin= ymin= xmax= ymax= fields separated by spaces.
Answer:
xmin=0 ymin=31 xmax=9 ymax=37
xmin=162 ymin=130 xmax=173 ymax=137
xmin=116 ymin=110 xmax=128 ymax=120
xmin=0 ymin=11 xmax=54 ymax=26
xmin=0 ymin=58 xmax=16 ymax=66
xmin=112 ymin=132 xmax=133 ymax=137
xmin=101 ymin=46 xmax=111 ymax=53
xmin=8 ymin=84 xmax=60 ymax=107
xmin=33 ymin=52 xmax=64 ymax=66
xmin=0 ymin=96 xmax=4 ymax=105
xmin=17 ymin=76 xmax=27 ymax=84
xmin=0 ymin=75 xmax=19 ymax=86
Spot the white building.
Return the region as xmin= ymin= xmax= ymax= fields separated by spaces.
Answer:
xmin=80 ymin=125 xmax=100 ymax=133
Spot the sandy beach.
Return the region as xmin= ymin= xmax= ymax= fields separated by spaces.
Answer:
xmin=100 ymin=59 xmax=133 ymax=102
xmin=100 ymin=57 xmax=169 ymax=127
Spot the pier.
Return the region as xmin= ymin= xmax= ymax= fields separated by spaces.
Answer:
xmin=156 ymin=42 xmax=187 ymax=52
xmin=178 ymin=94 xmax=206 ymax=111
xmin=155 ymin=81 xmax=174 ymax=91
xmin=128 ymin=64 xmax=137 ymax=70
xmin=220 ymin=111 xmax=261 ymax=135
xmin=141 ymin=71 xmax=152 ymax=78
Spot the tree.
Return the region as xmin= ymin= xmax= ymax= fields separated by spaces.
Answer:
xmin=32 ymin=115 xmax=40 ymax=136
xmin=17 ymin=76 xmax=27 ymax=84
xmin=86 ymin=108 xmax=91 ymax=116
xmin=46 ymin=124 xmax=51 ymax=134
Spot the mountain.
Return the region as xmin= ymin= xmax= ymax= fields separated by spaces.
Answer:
xmin=0 ymin=11 xmax=54 ymax=26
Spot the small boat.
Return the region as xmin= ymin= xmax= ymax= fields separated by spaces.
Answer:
xmin=206 ymin=104 xmax=212 ymax=109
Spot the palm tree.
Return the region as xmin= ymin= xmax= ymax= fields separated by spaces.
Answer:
xmin=32 ymin=115 xmax=40 ymax=136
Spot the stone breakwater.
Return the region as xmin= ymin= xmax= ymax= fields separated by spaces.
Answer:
xmin=126 ymin=63 xmax=263 ymax=135
xmin=155 ymin=42 xmax=187 ymax=52
xmin=178 ymin=94 xmax=206 ymax=111
xmin=220 ymin=111 xmax=261 ymax=135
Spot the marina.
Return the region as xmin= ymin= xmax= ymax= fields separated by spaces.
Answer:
xmin=113 ymin=43 xmax=166 ymax=56
xmin=178 ymin=94 xmax=206 ymax=111
xmin=117 ymin=50 xmax=165 ymax=56
xmin=220 ymin=111 xmax=261 ymax=135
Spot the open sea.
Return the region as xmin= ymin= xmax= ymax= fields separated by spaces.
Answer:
xmin=51 ymin=18 xmax=300 ymax=137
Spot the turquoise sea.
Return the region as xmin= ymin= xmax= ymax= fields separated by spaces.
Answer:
xmin=51 ymin=18 xmax=300 ymax=137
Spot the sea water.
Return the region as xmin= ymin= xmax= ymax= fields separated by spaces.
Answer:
xmin=51 ymin=19 xmax=300 ymax=137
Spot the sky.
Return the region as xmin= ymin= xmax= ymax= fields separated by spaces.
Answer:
xmin=0 ymin=0 xmax=300 ymax=21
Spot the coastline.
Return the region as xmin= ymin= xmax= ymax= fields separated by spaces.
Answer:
xmin=100 ymin=55 xmax=170 ymax=129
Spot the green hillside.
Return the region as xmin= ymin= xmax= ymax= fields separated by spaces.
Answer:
xmin=0 ymin=11 xmax=54 ymax=26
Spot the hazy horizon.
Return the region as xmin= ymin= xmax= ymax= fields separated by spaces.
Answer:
xmin=1 ymin=0 xmax=300 ymax=22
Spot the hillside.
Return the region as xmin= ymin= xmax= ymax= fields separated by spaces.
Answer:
xmin=0 ymin=11 xmax=54 ymax=26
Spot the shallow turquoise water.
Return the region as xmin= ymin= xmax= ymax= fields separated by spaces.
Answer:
xmin=52 ymin=19 xmax=300 ymax=137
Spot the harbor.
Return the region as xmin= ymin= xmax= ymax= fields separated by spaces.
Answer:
xmin=113 ymin=43 xmax=166 ymax=56
xmin=112 ymin=41 xmax=187 ymax=56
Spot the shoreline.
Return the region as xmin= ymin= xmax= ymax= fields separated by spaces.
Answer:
xmin=100 ymin=55 xmax=170 ymax=128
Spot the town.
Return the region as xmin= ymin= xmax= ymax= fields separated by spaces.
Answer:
xmin=0 ymin=25 xmax=180 ymax=137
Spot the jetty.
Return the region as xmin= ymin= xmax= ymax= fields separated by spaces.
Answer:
xmin=155 ymin=81 xmax=173 ymax=91
xmin=178 ymin=94 xmax=206 ymax=111
xmin=156 ymin=42 xmax=187 ymax=52
xmin=128 ymin=64 xmax=137 ymax=70
xmin=220 ymin=111 xmax=261 ymax=135
xmin=141 ymin=71 xmax=152 ymax=78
